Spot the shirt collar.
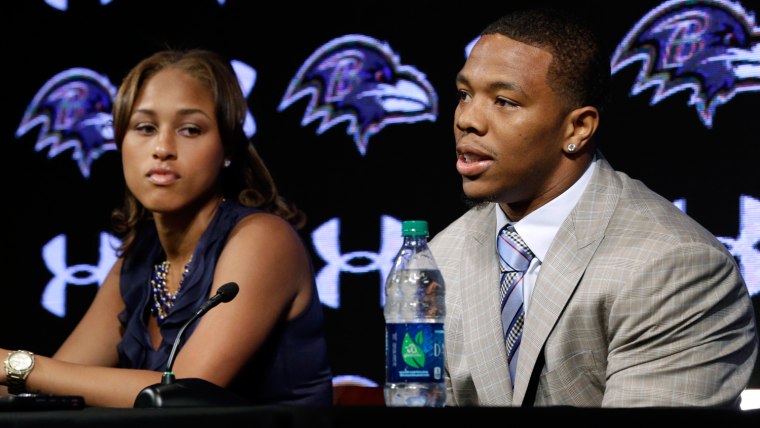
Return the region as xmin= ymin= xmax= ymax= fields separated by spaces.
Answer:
xmin=496 ymin=157 xmax=598 ymax=263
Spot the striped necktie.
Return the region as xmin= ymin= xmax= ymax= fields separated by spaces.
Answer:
xmin=497 ymin=224 xmax=534 ymax=386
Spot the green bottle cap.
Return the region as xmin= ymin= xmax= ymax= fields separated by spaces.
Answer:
xmin=401 ymin=220 xmax=429 ymax=237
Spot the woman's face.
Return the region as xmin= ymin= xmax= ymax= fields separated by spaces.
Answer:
xmin=121 ymin=67 xmax=225 ymax=215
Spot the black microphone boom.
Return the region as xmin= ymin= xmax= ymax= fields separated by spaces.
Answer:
xmin=162 ymin=282 xmax=239 ymax=384
xmin=134 ymin=282 xmax=251 ymax=408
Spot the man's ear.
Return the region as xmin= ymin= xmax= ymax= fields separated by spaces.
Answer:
xmin=563 ymin=106 xmax=599 ymax=154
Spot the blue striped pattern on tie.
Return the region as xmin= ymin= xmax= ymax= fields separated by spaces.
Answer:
xmin=497 ymin=224 xmax=534 ymax=386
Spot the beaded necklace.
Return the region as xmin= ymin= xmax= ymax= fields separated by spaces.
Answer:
xmin=150 ymin=256 xmax=192 ymax=323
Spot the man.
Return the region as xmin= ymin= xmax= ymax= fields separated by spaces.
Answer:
xmin=429 ymin=7 xmax=757 ymax=407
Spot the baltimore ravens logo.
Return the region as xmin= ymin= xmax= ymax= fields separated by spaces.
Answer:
xmin=611 ymin=0 xmax=760 ymax=128
xmin=16 ymin=68 xmax=117 ymax=178
xmin=278 ymin=34 xmax=438 ymax=155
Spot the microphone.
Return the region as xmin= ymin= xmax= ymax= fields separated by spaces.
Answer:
xmin=162 ymin=282 xmax=239 ymax=385
xmin=134 ymin=282 xmax=250 ymax=408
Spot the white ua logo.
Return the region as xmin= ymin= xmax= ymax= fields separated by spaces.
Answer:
xmin=41 ymin=232 xmax=120 ymax=317
xmin=311 ymin=215 xmax=402 ymax=308
xmin=675 ymin=195 xmax=759 ymax=297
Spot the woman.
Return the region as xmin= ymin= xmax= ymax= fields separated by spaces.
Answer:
xmin=1 ymin=49 xmax=333 ymax=407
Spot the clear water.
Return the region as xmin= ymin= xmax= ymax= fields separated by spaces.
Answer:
xmin=384 ymin=268 xmax=445 ymax=322
xmin=384 ymin=382 xmax=446 ymax=407
xmin=384 ymin=268 xmax=446 ymax=407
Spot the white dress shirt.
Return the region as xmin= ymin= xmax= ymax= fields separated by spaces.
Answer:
xmin=496 ymin=157 xmax=597 ymax=311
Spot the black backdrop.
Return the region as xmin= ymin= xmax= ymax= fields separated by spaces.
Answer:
xmin=4 ymin=0 xmax=759 ymax=390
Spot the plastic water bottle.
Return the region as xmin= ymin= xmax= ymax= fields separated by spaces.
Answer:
xmin=384 ymin=220 xmax=446 ymax=407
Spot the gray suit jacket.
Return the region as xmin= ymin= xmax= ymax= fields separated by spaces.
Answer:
xmin=430 ymin=155 xmax=758 ymax=407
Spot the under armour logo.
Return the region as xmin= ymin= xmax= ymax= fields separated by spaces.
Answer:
xmin=675 ymin=194 xmax=759 ymax=296
xmin=311 ymin=215 xmax=402 ymax=308
xmin=41 ymin=232 xmax=120 ymax=317
xmin=230 ymin=59 xmax=257 ymax=139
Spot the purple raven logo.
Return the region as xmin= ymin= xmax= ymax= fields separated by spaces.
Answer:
xmin=611 ymin=0 xmax=760 ymax=128
xmin=16 ymin=68 xmax=117 ymax=178
xmin=278 ymin=34 xmax=438 ymax=155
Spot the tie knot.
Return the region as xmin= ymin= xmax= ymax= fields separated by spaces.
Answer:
xmin=497 ymin=225 xmax=534 ymax=273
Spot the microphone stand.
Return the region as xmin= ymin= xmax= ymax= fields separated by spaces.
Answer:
xmin=134 ymin=283 xmax=251 ymax=408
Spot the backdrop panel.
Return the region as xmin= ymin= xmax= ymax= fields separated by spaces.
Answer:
xmin=3 ymin=0 xmax=759 ymax=389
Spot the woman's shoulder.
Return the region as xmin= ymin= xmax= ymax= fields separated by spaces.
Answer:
xmin=236 ymin=210 xmax=295 ymax=231
xmin=227 ymin=210 xmax=304 ymax=251
xmin=217 ymin=209 xmax=312 ymax=296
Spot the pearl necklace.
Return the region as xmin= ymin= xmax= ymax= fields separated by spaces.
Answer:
xmin=150 ymin=256 xmax=192 ymax=323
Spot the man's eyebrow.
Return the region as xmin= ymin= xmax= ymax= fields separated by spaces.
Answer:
xmin=456 ymin=73 xmax=524 ymax=95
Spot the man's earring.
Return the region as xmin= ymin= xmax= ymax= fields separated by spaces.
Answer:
xmin=224 ymin=159 xmax=231 ymax=168
xmin=567 ymin=143 xmax=577 ymax=152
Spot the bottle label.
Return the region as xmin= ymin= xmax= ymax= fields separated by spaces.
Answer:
xmin=385 ymin=323 xmax=444 ymax=383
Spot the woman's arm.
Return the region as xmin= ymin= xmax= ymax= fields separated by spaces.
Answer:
xmin=166 ymin=212 xmax=314 ymax=387
xmin=1 ymin=259 xmax=165 ymax=407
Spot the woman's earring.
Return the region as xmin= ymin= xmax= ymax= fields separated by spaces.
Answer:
xmin=224 ymin=159 xmax=231 ymax=168
xmin=567 ymin=143 xmax=577 ymax=152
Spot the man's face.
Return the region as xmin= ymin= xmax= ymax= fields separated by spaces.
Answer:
xmin=453 ymin=34 xmax=570 ymax=211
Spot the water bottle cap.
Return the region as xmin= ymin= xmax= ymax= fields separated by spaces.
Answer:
xmin=401 ymin=220 xmax=429 ymax=237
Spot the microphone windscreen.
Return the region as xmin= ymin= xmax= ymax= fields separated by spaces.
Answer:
xmin=217 ymin=282 xmax=239 ymax=303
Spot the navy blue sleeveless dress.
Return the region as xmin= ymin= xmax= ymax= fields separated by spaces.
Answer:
xmin=116 ymin=200 xmax=333 ymax=405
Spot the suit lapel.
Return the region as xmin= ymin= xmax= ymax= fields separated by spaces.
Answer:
xmin=513 ymin=156 xmax=621 ymax=404
xmin=461 ymin=205 xmax=514 ymax=405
